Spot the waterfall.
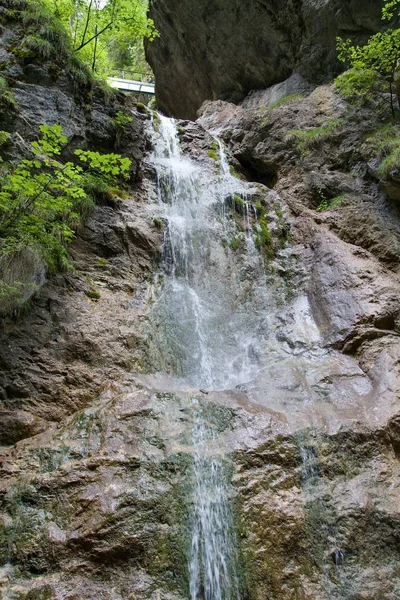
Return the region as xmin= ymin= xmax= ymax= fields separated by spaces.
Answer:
xmin=147 ymin=113 xmax=273 ymax=392
xmin=146 ymin=113 xmax=283 ymax=598
xmin=189 ymin=399 xmax=240 ymax=600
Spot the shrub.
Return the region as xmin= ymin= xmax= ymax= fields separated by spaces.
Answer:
xmin=316 ymin=193 xmax=348 ymax=212
xmin=287 ymin=120 xmax=343 ymax=155
xmin=0 ymin=123 xmax=131 ymax=310
xmin=363 ymin=124 xmax=400 ymax=177
xmin=0 ymin=76 xmax=17 ymax=109
xmin=335 ymin=0 xmax=400 ymax=116
xmin=113 ymin=110 xmax=133 ymax=129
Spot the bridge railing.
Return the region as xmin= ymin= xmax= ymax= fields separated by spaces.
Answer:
xmin=108 ymin=70 xmax=155 ymax=84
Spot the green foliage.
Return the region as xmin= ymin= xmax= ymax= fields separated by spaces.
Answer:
xmin=378 ymin=144 xmax=400 ymax=176
xmin=0 ymin=123 xmax=131 ymax=307
xmin=229 ymin=165 xmax=241 ymax=179
xmin=134 ymin=101 xmax=147 ymax=113
xmin=40 ymin=0 xmax=157 ymax=77
xmin=75 ymin=148 xmax=131 ymax=182
xmin=207 ymin=149 xmax=219 ymax=161
xmin=0 ymin=76 xmax=17 ymax=109
xmin=85 ymin=288 xmax=101 ymax=299
xmin=364 ymin=124 xmax=400 ymax=177
xmin=12 ymin=1 xmax=73 ymax=62
xmin=287 ymin=120 xmax=343 ymax=155
xmin=267 ymin=93 xmax=305 ymax=110
xmin=254 ymin=215 xmax=272 ymax=257
xmin=0 ymin=279 xmax=35 ymax=302
xmin=113 ymin=109 xmax=132 ymax=128
xmin=335 ymin=0 xmax=400 ymax=114
xmin=0 ymin=130 xmax=10 ymax=146
xmin=152 ymin=216 xmax=165 ymax=230
xmin=316 ymin=193 xmax=348 ymax=212
xmin=228 ymin=234 xmax=242 ymax=251
xmin=19 ymin=33 xmax=54 ymax=59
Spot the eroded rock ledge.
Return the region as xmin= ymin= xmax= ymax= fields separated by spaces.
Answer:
xmin=146 ymin=0 xmax=382 ymax=118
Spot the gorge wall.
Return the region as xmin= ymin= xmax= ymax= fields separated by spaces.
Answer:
xmin=1 ymin=0 xmax=400 ymax=598
xmin=145 ymin=0 xmax=383 ymax=119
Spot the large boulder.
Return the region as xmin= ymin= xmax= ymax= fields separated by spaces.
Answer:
xmin=146 ymin=0 xmax=383 ymax=119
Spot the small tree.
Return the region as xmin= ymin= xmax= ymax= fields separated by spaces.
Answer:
xmin=335 ymin=0 xmax=400 ymax=117
xmin=41 ymin=0 xmax=157 ymax=75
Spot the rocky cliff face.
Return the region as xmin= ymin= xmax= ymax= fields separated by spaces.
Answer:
xmin=1 ymin=78 xmax=400 ymax=598
xmin=145 ymin=0 xmax=383 ymax=118
xmin=1 ymin=2 xmax=400 ymax=597
xmin=0 ymin=0 xmax=163 ymax=442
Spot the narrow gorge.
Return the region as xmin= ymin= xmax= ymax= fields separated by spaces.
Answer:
xmin=1 ymin=0 xmax=400 ymax=599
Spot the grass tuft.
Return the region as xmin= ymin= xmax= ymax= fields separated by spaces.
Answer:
xmin=286 ymin=119 xmax=344 ymax=155
xmin=268 ymin=93 xmax=305 ymax=110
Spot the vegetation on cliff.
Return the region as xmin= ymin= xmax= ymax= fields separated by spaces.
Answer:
xmin=40 ymin=0 xmax=156 ymax=77
xmin=0 ymin=124 xmax=131 ymax=311
xmin=335 ymin=0 xmax=400 ymax=116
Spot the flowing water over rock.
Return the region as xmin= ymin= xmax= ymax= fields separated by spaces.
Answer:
xmin=146 ymin=113 xmax=276 ymax=392
xmin=189 ymin=399 xmax=240 ymax=600
xmin=146 ymin=114 xmax=261 ymax=598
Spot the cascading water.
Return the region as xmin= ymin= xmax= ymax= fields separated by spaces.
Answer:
xmin=146 ymin=113 xmax=279 ymax=598
xmin=189 ymin=399 xmax=241 ymax=600
xmin=147 ymin=113 xmax=274 ymax=392
xmin=145 ymin=112 xmax=315 ymax=598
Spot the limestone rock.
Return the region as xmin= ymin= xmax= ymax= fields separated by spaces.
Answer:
xmin=146 ymin=0 xmax=383 ymax=118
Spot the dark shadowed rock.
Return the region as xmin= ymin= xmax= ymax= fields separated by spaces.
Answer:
xmin=146 ymin=0 xmax=383 ymax=118
xmin=0 ymin=409 xmax=51 ymax=445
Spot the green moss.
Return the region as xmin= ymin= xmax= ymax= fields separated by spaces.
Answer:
xmin=85 ymin=289 xmax=100 ymax=299
xmin=36 ymin=445 xmax=70 ymax=472
xmin=24 ymin=587 xmax=54 ymax=600
xmin=254 ymin=216 xmax=272 ymax=256
xmin=274 ymin=203 xmax=283 ymax=219
xmin=152 ymin=110 xmax=161 ymax=132
xmin=153 ymin=216 xmax=165 ymax=230
xmin=268 ymin=93 xmax=305 ymax=110
xmin=229 ymin=235 xmax=242 ymax=251
xmin=134 ymin=101 xmax=147 ymax=114
xmin=232 ymin=194 xmax=247 ymax=213
xmin=207 ymin=149 xmax=219 ymax=161
xmin=96 ymin=257 xmax=110 ymax=267
xmin=229 ymin=164 xmax=241 ymax=179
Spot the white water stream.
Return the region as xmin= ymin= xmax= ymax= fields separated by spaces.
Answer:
xmin=146 ymin=114 xmax=276 ymax=599
xmin=147 ymin=114 xmax=272 ymax=391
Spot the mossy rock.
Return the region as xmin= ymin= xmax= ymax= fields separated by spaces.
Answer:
xmin=207 ymin=149 xmax=219 ymax=161
xmin=85 ymin=289 xmax=101 ymax=300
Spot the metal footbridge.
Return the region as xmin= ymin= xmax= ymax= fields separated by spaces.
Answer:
xmin=107 ymin=70 xmax=155 ymax=95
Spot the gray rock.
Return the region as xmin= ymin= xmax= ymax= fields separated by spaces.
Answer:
xmin=146 ymin=0 xmax=383 ymax=118
xmin=240 ymin=73 xmax=314 ymax=110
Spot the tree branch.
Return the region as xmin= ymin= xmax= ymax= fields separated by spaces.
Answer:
xmin=74 ymin=21 xmax=113 ymax=51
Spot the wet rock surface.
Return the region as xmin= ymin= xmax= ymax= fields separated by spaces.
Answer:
xmin=0 ymin=192 xmax=162 ymax=426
